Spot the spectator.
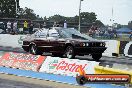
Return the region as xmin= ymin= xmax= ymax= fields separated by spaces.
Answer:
xmin=0 ymin=22 xmax=6 ymax=33
xmin=89 ymin=25 xmax=95 ymax=37
xmin=23 ymin=21 xmax=28 ymax=33
xmin=94 ymin=27 xmax=99 ymax=37
xmin=113 ymin=29 xmax=117 ymax=38
xmin=29 ymin=22 xmax=33 ymax=34
xmin=53 ymin=22 xmax=57 ymax=27
xmin=64 ymin=20 xmax=67 ymax=28
xmin=13 ymin=21 xmax=18 ymax=34
xmin=99 ymin=30 xmax=103 ymax=37
xmin=7 ymin=21 xmax=12 ymax=33
xmin=88 ymin=29 xmax=93 ymax=37
xmin=130 ymin=32 xmax=132 ymax=39
xmin=104 ymin=30 xmax=108 ymax=38
xmin=3 ymin=21 xmax=7 ymax=33
xmin=43 ymin=22 xmax=47 ymax=28
xmin=108 ymin=29 xmax=113 ymax=39
xmin=40 ymin=23 xmax=43 ymax=29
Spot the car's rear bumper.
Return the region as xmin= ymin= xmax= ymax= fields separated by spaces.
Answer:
xmin=75 ymin=47 xmax=107 ymax=55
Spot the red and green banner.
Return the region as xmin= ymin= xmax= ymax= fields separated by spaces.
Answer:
xmin=0 ymin=52 xmax=46 ymax=71
xmin=39 ymin=56 xmax=99 ymax=77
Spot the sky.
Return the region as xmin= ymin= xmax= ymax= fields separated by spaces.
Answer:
xmin=20 ymin=0 xmax=132 ymax=25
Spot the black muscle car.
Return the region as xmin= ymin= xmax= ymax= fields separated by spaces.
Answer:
xmin=22 ymin=27 xmax=107 ymax=61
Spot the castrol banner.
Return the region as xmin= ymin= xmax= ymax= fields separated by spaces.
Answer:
xmin=0 ymin=52 xmax=46 ymax=71
xmin=39 ymin=56 xmax=99 ymax=77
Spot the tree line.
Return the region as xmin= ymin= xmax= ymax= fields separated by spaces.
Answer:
xmin=1 ymin=0 xmax=132 ymax=29
xmin=0 ymin=0 xmax=104 ymax=27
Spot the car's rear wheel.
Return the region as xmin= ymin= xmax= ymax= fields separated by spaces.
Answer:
xmin=29 ymin=45 xmax=43 ymax=55
xmin=92 ymin=54 xmax=102 ymax=61
xmin=64 ymin=46 xmax=75 ymax=59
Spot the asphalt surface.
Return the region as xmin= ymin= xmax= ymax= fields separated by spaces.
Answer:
xmin=76 ymin=55 xmax=132 ymax=71
xmin=0 ymin=77 xmax=50 ymax=88
xmin=0 ymin=73 xmax=86 ymax=88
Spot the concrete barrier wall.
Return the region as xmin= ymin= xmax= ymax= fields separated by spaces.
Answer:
xmin=0 ymin=52 xmax=99 ymax=77
xmin=0 ymin=34 xmax=131 ymax=58
xmin=0 ymin=52 xmax=46 ymax=71
xmin=119 ymin=41 xmax=132 ymax=58
xmin=94 ymin=66 xmax=132 ymax=83
xmin=39 ymin=56 xmax=99 ymax=77
xmin=0 ymin=34 xmax=26 ymax=48
xmin=102 ymin=40 xmax=119 ymax=57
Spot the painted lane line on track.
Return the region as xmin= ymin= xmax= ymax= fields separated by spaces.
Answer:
xmin=0 ymin=67 xmax=125 ymax=88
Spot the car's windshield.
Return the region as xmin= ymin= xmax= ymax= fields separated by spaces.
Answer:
xmin=59 ymin=28 xmax=94 ymax=40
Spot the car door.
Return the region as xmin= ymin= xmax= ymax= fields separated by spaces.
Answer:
xmin=47 ymin=29 xmax=65 ymax=53
xmin=33 ymin=29 xmax=49 ymax=52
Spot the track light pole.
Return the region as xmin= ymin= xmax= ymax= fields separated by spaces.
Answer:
xmin=78 ymin=0 xmax=83 ymax=32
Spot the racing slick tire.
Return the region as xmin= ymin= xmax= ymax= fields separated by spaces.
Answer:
xmin=29 ymin=44 xmax=43 ymax=55
xmin=64 ymin=46 xmax=75 ymax=59
xmin=76 ymin=75 xmax=87 ymax=85
xmin=92 ymin=53 xmax=102 ymax=61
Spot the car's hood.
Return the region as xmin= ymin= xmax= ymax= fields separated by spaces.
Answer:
xmin=66 ymin=38 xmax=103 ymax=43
xmin=70 ymin=34 xmax=102 ymax=42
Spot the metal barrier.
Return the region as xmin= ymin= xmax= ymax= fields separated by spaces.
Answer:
xmin=95 ymin=65 xmax=132 ymax=83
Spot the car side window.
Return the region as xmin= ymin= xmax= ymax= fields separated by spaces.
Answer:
xmin=59 ymin=30 xmax=70 ymax=38
xmin=34 ymin=29 xmax=48 ymax=38
xmin=48 ymin=29 xmax=60 ymax=38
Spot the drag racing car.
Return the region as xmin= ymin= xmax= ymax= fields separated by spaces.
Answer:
xmin=22 ymin=27 xmax=107 ymax=61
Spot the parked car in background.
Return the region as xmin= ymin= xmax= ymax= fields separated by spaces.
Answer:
xmin=22 ymin=27 xmax=107 ymax=61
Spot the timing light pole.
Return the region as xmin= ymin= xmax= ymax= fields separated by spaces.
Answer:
xmin=78 ymin=0 xmax=83 ymax=32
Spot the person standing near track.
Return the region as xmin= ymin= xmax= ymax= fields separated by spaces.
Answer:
xmin=29 ymin=22 xmax=33 ymax=34
xmin=7 ymin=21 xmax=12 ymax=33
xmin=13 ymin=21 xmax=18 ymax=34
xmin=64 ymin=20 xmax=67 ymax=28
xmin=129 ymin=31 xmax=132 ymax=40
xmin=23 ymin=21 xmax=28 ymax=34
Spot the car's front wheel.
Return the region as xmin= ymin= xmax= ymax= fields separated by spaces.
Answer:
xmin=29 ymin=45 xmax=43 ymax=55
xmin=92 ymin=54 xmax=102 ymax=61
xmin=64 ymin=46 xmax=75 ymax=59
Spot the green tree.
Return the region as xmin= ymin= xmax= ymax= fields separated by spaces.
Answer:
xmin=94 ymin=20 xmax=104 ymax=27
xmin=66 ymin=15 xmax=79 ymax=23
xmin=80 ymin=12 xmax=97 ymax=24
xmin=0 ymin=0 xmax=16 ymax=18
xmin=18 ymin=7 xmax=37 ymax=20
xmin=48 ymin=15 xmax=65 ymax=23
xmin=43 ymin=16 xmax=47 ymax=21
